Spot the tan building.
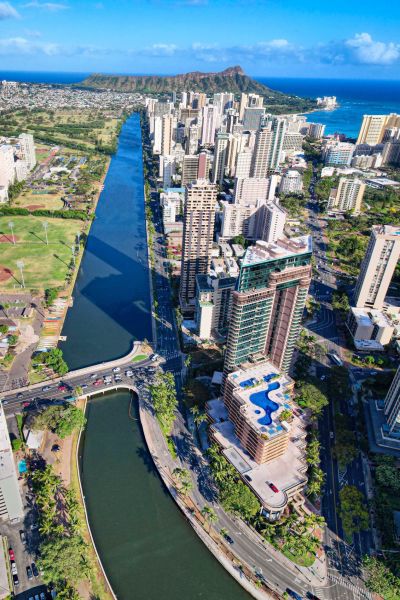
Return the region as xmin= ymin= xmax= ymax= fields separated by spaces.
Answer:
xmin=354 ymin=225 xmax=400 ymax=310
xmin=357 ymin=114 xmax=400 ymax=146
xmin=207 ymin=358 xmax=308 ymax=520
xmin=328 ymin=177 xmax=365 ymax=214
xmin=179 ymin=180 xmax=217 ymax=310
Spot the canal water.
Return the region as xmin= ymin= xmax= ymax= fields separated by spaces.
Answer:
xmin=64 ymin=114 xmax=249 ymax=599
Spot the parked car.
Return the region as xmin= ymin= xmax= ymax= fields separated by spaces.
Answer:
xmin=26 ymin=565 xmax=33 ymax=580
xmin=31 ymin=562 xmax=39 ymax=577
xmin=8 ymin=548 xmax=15 ymax=561
xmin=11 ymin=563 xmax=18 ymax=576
xmin=269 ymin=482 xmax=279 ymax=493
xmin=112 ymin=367 xmax=121 ymax=373
xmin=12 ymin=574 xmax=19 ymax=587
xmin=287 ymin=590 xmax=303 ymax=600
xmin=19 ymin=530 xmax=26 ymax=544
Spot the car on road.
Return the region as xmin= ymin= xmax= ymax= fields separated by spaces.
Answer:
xmin=114 ymin=376 xmax=122 ymax=382
xmin=42 ymin=386 xmax=52 ymax=392
xmin=320 ymin=375 xmax=326 ymax=381
xmin=125 ymin=370 xmax=134 ymax=377
xmin=112 ymin=367 xmax=121 ymax=373
xmin=17 ymin=392 xmax=23 ymax=399
xmin=31 ymin=562 xmax=39 ymax=578
xmin=93 ymin=379 xmax=102 ymax=386
xmin=269 ymin=482 xmax=279 ymax=493
xmin=58 ymin=384 xmax=67 ymax=392
xmin=26 ymin=565 xmax=33 ymax=580
xmin=90 ymin=373 xmax=97 ymax=379
xmin=150 ymin=354 xmax=159 ymax=362
xmin=81 ymin=384 xmax=88 ymax=389
xmin=307 ymin=592 xmax=320 ymax=599
xmin=8 ymin=548 xmax=15 ymax=561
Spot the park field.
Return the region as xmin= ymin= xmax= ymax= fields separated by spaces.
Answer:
xmin=0 ymin=216 xmax=82 ymax=291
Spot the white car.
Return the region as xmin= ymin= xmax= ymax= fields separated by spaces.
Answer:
xmin=11 ymin=563 xmax=17 ymax=575
xmin=112 ymin=367 xmax=121 ymax=373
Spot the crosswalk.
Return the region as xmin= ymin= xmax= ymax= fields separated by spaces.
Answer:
xmin=326 ymin=573 xmax=373 ymax=599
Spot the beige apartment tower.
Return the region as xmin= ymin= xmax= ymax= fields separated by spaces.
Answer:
xmin=357 ymin=114 xmax=400 ymax=146
xmin=354 ymin=225 xmax=400 ymax=310
xmin=328 ymin=177 xmax=365 ymax=214
xmin=180 ymin=180 xmax=217 ymax=310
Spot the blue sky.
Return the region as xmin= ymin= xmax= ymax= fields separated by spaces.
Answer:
xmin=0 ymin=0 xmax=399 ymax=78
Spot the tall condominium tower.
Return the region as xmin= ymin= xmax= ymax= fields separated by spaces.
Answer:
xmin=212 ymin=132 xmax=229 ymax=185
xmin=250 ymin=118 xmax=287 ymax=177
xmin=201 ymin=105 xmax=217 ymax=146
xmin=224 ymin=236 xmax=312 ymax=374
xmin=161 ymin=114 xmax=173 ymax=155
xmin=243 ymin=107 xmax=265 ymax=131
xmin=354 ymin=225 xmax=400 ymax=309
xmin=18 ymin=133 xmax=36 ymax=171
xmin=384 ymin=366 xmax=400 ymax=435
xmin=258 ymin=200 xmax=287 ymax=243
xmin=327 ymin=177 xmax=365 ymax=214
xmin=357 ymin=114 xmax=400 ymax=146
xmin=180 ymin=180 xmax=217 ymax=309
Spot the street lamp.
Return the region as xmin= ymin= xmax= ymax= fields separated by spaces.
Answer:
xmin=71 ymin=244 xmax=76 ymax=266
xmin=42 ymin=221 xmax=49 ymax=245
xmin=16 ymin=260 xmax=25 ymax=288
xmin=8 ymin=221 xmax=15 ymax=245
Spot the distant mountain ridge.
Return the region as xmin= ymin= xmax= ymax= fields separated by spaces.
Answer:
xmin=80 ymin=66 xmax=317 ymax=113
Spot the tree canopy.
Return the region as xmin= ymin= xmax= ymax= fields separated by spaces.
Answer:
xmin=295 ymin=381 xmax=328 ymax=418
xmin=33 ymin=405 xmax=86 ymax=439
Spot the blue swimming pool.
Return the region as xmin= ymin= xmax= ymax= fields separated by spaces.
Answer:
xmin=18 ymin=459 xmax=27 ymax=474
xmin=249 ymin=382 xmax=280 ymax=426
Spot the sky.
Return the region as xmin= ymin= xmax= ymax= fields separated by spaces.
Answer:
xmin=0 ymin=0 xmax=399 ymax=78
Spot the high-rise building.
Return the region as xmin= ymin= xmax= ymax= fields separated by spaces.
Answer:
xmin=282 ymin=132 xmax=304 ymax=154
xmin=161 ymin=155 xmax=175 ymax=188
xmin=181 ymin=153 xmax=210 ymax=185
xmin=357 ymin=114 xmax=400 ymax=146
xmin=279 ymin=170 xmax=303 ymax=195
xmin=151 ymin=116 xmax=162 ymax=154
xmin=186 ymin=123 xmax=199 ymax=155
xmin=384 ymin=366 xmax=400 ymax=436
xmin=0 ymin=145 xmax=15 ymax=188
xmin=234 ymin=177 xmax=270 ymax=206
xmin=224 ymin=236 xmax=312 ymax=374
xmin=322 ymin=141 xmax=355 ymax=166
xmin=180 ymin=180 xmax=217 ymax=309
xmin=226 ymin=109 xmax=239 ymax=134
xmin=201 ymin=105 xmax=217 ymax=146
xmin=354 ymin=225 xmax=400 ymax=310
xmin=212 ymin=132 xmax=229 ymax=185
xmin=219 ymin=202 xmax=259 ymax=241
xmin=243 ymin=107 xmax=265 ymax=131
xmin=161 ymin=114 xmax=173 ymax=155
xmin=18 ymin=133 xmax=36 ymax=171
xmin=0 ymin=404 xmax=24 ymax=521
xmin=328 ymin=177 xmax=365 ymax=214
xmin=153 ymin=101 xmax=173 ymax=118
xmin=308 ymin=123 xmax=326 ymax=140
xmin=250 ymin=118 xmax=287 ymax=177
xmin=195 ymin=273 xmax=237 ymax=340
xmin=257 ymin=200 xmax=286 ymax=243
xmin=234 ymin=149 xmax=253 ymax=179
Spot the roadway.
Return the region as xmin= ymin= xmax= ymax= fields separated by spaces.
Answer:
xmin=304 ymin=175 xmax=374 ymax=596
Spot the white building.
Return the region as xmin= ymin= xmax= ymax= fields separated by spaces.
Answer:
xmin=0 ymin=405 xmax=24 ymax=522
xmin=234 ymin=149 xmax=253 ymax=179
xmin=219 ymin=201 xmax=259 ymax=241
xmin=0 ymin=145 xmax=15 ymax=188
xmin=258 ymin=200 xmax=287 ymax=243
xmin=328 ymin=177 xmax=365 ymax=214
xmin=160 ymin=188 xmax=184 ymax=225
xmin=234 ymin=177 xmax=271 ymax=206
xmin=195 ymin=273 xmax=237 ymax=340
xmin=161 ymin=155 xmax=175 ymax=188
xmin=18 ymin=133 xmax=36 ymax=171
xmin=151 ymin=116 xmax=162 ymax=154
xmin=322 ymin=141 xmax=355 ymax=166
xmin=201 ymin=105 xmax=218 ymax=146
xmin=279 ymin=170 xmax=303 ymax=195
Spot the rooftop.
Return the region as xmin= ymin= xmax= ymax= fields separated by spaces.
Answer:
xmin=242 ymin=236 xmax=312 ymax=268
xmin=226 ymin=361 xmax=293 ymax=439
xmin=208 ymin=398 xmax=308 ymax=510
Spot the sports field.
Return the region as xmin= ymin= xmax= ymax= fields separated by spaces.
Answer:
xmin=0 ymin=216 xmax=82 ymax=291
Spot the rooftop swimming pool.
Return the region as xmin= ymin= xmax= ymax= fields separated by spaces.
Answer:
xmin=249 ymin=382 xmax=280 ymax=427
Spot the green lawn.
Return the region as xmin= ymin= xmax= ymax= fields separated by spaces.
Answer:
xmin=132 ymin=354 xmax=148 ymax=362
xmin=0 ymin=216 xmax=82 ymax=291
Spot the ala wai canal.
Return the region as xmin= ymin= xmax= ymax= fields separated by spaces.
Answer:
xmin=61 ymin=114 xmax=249 ymax=599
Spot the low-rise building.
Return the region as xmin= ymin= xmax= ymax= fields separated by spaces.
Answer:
xmin=207 ymin=358 xmax=308 ymax=520
xmin=347 ymin=307 xmax=394 ymax=348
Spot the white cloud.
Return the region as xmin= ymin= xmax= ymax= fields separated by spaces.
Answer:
xmin=144 ymin=43 xmax=177 ymax=56
xmin=0 ymin=2 xmax=19 ymax=19
xmin=345 ymin=32 xmax=400 ymax=65
xmin=0 ymin=36 xmax=60 ymax=55
xmin=23 ymin=1 xmax=68 ymax=11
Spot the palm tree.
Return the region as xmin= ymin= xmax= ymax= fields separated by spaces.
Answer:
xmin=193 ymin=412 xmax=208 ymax=428
xmin=201 ymin=505 xmax=217 ymax=533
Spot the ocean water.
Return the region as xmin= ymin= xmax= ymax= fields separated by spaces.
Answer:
xmin=258 ymin=77 xmax=400 ymax=138
xmin=0 ymin=70 xmax=399 ymax=138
